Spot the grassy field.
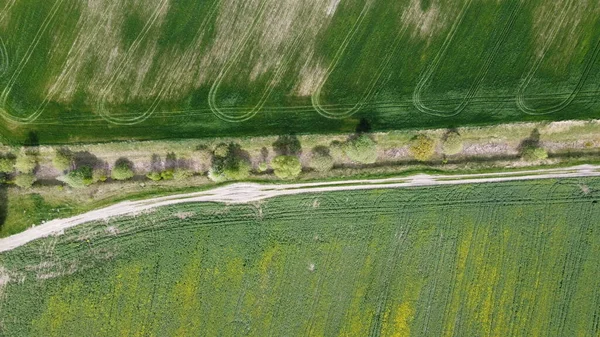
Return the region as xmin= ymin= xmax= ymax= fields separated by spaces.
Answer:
xmin=0 ymin=0 xmax=600 ymax=143
xmin=1 ymin=178 xmax=600 ymax=336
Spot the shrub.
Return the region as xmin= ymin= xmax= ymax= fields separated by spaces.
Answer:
xmin=343 ymin=135 xmax=378 ymax=164
xmin=271 ymin=155 xmax=302 ymax=180
xmin=173 ymin=168 xmax=194 ymax=181
xmin=92 ymin=168 xmax=108 ymax=183
xmin=15 ymin=153 xmax=36 ymax=173
xmin=409 ymin=134 xmax=435 ymax=161
xmin=257 ymin=162 xmax=268 ymax=173
xmin=58 ymin=166 xmax=93 ymax=188
xmin=146 ymin=171 xmax=162 ymax=181
xmin=111 ymin=159 xmax=134 ymax=181
xmin=52 ymin=149 xmax=73 ymax=172
xmin=0 ymin=157 xmax=15 ymax=173
xmin=309 ymin=147 xmax=334 ymax=172
xmin=160 ymin=169 xmax=174 ymax=181
xmin=329 ymin=141 xmax=346 ymax=162
xmin=208 ymin=143 xmax=251 ymax=182
xmin=521 ymin=146 xmax=548 ymax=161
xmin=442 ymin=132 xmax=463 ymax=155
xmin=14 ymin=174 xmax=36 ymax=189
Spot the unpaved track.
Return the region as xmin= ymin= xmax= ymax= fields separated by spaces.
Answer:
xmin=1 ymin=164 xmax=599 ymax=253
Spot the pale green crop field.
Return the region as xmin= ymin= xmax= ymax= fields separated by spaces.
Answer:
xmin=1 ymin=178 xmax=599 ymax=336
xmin=0 ymin=0 xmax=599 ymax=143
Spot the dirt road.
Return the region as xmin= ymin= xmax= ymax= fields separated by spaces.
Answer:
xmin=1 ymin=164 xmax=599 ymax=253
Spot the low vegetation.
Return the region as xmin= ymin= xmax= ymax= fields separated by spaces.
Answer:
xmin=409 ymin=134 xmax=436 ymax=161
xmin=442 ymin=131 xmax=463 ymax=156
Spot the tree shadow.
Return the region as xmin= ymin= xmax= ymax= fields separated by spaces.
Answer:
xmin=273 ymin=135 xmax=302 ymax=156
xmin=355 ymin=118 xmax=372 ymax=134
xmin=74 ymin=151 xmax=104 ymax=169
xmin=24 ymin=131 xmax=39 ymax=147
xmin=518 ymin=128 xmax=541 ymax=153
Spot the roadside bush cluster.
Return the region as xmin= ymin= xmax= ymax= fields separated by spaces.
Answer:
xmin=271 ymin=155 xmax=302 ymax=180
xmin=208 ymin=143 xmax=250 ymax=182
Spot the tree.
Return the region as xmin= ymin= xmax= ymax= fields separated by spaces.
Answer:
xmin=14 ymin=174 xmax=36 ymax=189
xmin=343 ymin=135 xmax=378 ymax=164
xmin=111 ymin=159 xmax=134 ymax=181
xmin=442 ymin=132 xmax=463 ymax=156
xmin=273 ymin=135 xmax=302 ymax=156
xmin=58 ymin=166 xmax=93 ymax=188
xmin=521 ymin=146 xmax=548 ymax=161
xmin=309 ymin=146 xmax=334 ymax=172
xmin=52 ymin=149 xmax=74 ymax=172
xmin=409 ymin=134 xmax=435 ymax=161
xmin=271 ymin=155 xmax=302 ymax=179
xmin=0 ymin=157 xmax=15 ymax=173
xmin=14 ymin=153 xmax=36 ymax=173
xmin=208 ymin=143 xmax=250 ymax=182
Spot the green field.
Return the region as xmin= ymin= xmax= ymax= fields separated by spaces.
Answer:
xmin=1 ymin=0 xmax=600 ymax=143
xmin=1 ymin=178 xmax=600 ymax=336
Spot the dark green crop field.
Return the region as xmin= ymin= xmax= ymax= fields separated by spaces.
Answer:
xmin=0 ymin=0 xmax=599 ymax=143
xmin=1 ymin=178 xmax=600 ymax=336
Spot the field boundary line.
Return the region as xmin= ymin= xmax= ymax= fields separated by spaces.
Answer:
xmin=516 ymin=0 xmax=600 ymax=115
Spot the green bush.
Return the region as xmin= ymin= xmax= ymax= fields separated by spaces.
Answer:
xmin=521 ymin=146 xmax=548 ymax=161
xmin=0 ymin=157 xmax=15 ymax=173
xmin=146 ymin=171 xmax=162 ymax=181
xmin=14 ymin=174 xmax=36 ymax=189
xmin=52 ymin=149 xmax=73 ymax=172
xmin=15 ymin=153 xmax=37 ymax=173
xmin=309 ymin=147 xmax=334 ymax=172
xmin=409 ymin=134 xmax=436 ymax=161
xmin=343 ymin=135 xmax=378 ymax=164
xmin=208 ymin=143 xmax=251 ymax=182
xmin=111 ymin=159 xmax=135 ymax=181
xmin=442 ymin=132 xmax=463 ymax=155
xmin=257 ymin=162 xmax=268 ymax=172
xmin=58 ymin=166 xmax=93 ymax=188
xmin=271 ymin=155 xmax=302 ymax=180
xmin=160 ymin=169 xmax=174 ymax=181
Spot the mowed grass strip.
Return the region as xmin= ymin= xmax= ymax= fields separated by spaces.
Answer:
xmin=1 ymin=178 xmax=600 ymax=336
